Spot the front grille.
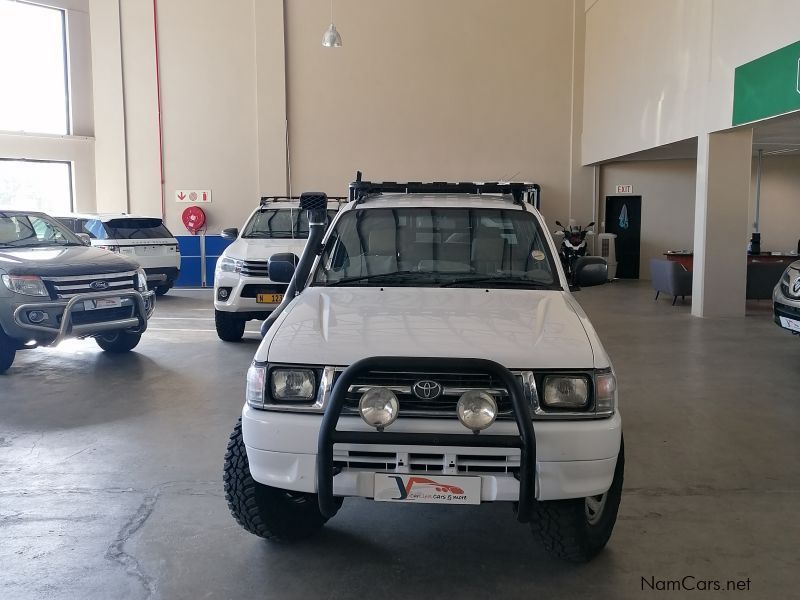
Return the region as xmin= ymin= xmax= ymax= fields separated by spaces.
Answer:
xmin=241 ymin=260 xmax=269 ymax=277
xmin=241 ymin=284 xmax=288 ymax=298
xmin=338 ymin=370 xmax=524 ymax=418
xmin=333 ymin=448 xmax=520 ymax=474
xmin=44 ymin=271 xmax=137 ymax=299
xmin=68 ymin=306 xmax=134 ymax=326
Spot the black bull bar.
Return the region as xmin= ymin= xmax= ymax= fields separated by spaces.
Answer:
xmin=316 ymin=357 xmax=537 ymax=522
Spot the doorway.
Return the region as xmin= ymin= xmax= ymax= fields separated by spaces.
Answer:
xmin=605 ymin=196 xmax=642 ymax=279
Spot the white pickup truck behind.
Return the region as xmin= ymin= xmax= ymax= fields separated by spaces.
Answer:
xmin=213 ymin=198 xmax=341 ymax=341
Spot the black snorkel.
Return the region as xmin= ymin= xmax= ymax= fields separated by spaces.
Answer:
xmin=260 ymin=192 xmax=329 ymax=337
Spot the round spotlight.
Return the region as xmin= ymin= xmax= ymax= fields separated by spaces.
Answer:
xmin=457 ymin=390 xmax=497 ymax=433
xmin=358 ymin=387 xmax=399 ymax=430
xmin=218 ymin=288 xmax=229 ymax=299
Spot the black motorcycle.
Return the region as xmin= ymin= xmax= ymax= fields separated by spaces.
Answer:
xmin=555 ymin=221 xmax=595 ymax=283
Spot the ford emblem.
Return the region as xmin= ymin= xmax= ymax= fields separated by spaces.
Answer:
xmin=90 ymin=280 xmax=109 ymax=291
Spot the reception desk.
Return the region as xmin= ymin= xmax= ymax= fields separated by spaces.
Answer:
xmin=664 ymin=251 xmax=798 ymax=271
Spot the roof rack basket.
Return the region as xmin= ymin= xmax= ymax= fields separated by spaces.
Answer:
xmin=259 ymin=195 xmax=348 ymax=207
xmin=348 ymin=175 xmax=540 ymax=208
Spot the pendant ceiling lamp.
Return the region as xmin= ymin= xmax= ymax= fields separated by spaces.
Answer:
xmin=322 ymin=0 xmax=342 ymax=47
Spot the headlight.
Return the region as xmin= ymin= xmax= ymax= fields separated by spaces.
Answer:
xmin=270 ymin=368 xmax=316 ymax=402
xmin=1 ymin=274 xmax=49 ymax=297
xmin=135 ymin=269 xmax=148 ymax=292
xmin=218 ymin=256 xmax=243 ymax=274
xmin=542 ymin=375 xmax=590 ymax=409
xmin=457 ymin=390 xmax=497 ymax=432
xmin=358 ymin=387 xmax=399 ymax=430
xmin=246 ymin=362 xmax=267 ymax=409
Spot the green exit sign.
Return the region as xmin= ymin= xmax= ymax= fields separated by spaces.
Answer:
xmin=732 ymin=40 xmax=800 ymax=126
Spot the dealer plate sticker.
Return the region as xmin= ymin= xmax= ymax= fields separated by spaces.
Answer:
xmin=374 ymin=473 xmax=481 ymax=505
xmin=779 ymin=316 xmax=800 ymax=333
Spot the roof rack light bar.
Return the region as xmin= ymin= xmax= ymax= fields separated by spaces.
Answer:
xmin=348 ymin=180 xmax=541 ymax=208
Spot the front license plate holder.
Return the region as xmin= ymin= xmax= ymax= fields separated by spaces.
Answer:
xmin=84 ymin=297 xmax=122 ymax=311
xmin=257 ymin=293 xmax=284 ymax=304
xmin=373 ymin=473 xmax=481 ymax=505
xmin=779 ymin=316 xmax=800 ymax=333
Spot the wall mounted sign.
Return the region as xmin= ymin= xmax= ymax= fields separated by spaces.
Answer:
xmin=616 ymin=185 xmax=632 ymax=194
xmin=732 ymin=40 xmax=800 ymax=125
xmin=175 ymin=189 xmax=212 ymax=203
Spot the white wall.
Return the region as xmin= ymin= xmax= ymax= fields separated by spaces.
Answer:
xmin=600 ymin=159 xmax=696 ymax=280
xmin=750 ymin=154 xmax=800 ymax=254
xmin=583 ymin=0 xmax=800 ymax=164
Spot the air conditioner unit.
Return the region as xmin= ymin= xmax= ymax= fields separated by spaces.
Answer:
xmin=597 ymin=233 xmax=617 ymax=280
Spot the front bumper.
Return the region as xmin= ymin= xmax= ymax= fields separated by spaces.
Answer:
xmin=9 ymin=289 xmax=155 ymax=346
xmin=243 ymin=403 xmax=622 ymax=503
xmin=213 ymin=272 xmax=286 ymax=315
xmin=773 ymin=284 xmax=800 ymax=333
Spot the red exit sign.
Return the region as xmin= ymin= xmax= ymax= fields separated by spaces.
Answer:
xmin=616 ymin=185 xmax=632 ymax=194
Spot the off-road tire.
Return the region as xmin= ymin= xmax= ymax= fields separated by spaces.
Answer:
xmin=223 ymin=418 xmax=333 ymax=541
xmin=154 ymin=285 xmax=171 ymax=296
xmin=530 ymin=440 xmax=624 ymax=562
xmin=95 ymin=330 xmax=142 ymax=353
xmin=215 ymin=310 xmax=245 ymax=342
xmin=0 ymin=328 xmax=16 ymax=373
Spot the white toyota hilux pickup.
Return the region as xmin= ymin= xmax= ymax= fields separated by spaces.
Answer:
xmin=213 ymin=198 xmax=341 ymax=341
xmin=223 ymin=181 xmax=622 ymax=562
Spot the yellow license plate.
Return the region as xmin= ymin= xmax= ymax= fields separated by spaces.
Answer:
xmin=256 ymin=293 xmax=284 ymax=304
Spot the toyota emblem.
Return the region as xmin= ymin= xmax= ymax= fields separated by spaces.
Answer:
xmin=90 ymin=280 xmax=109 ymax=291
xmin=412 ymin=380 xmax=443 ymax=400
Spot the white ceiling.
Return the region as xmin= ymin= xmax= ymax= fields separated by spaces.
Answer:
xmin=600 ymin=111 xmax=800 ymax=163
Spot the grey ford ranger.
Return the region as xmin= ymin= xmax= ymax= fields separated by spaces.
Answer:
xmin=0 ymin=210 xmax=155 ymax=373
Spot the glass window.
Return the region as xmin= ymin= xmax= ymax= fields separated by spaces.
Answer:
xmin=314 ymin=207 xmax=559 ymax=289
xmin=0 ymin=212 xmax=81 ymax=248
xmin=0 ymin=0 xmax=69 ymax=134
xmin=102 ymin=218 xmax=174 ymax=240
xmin=0 ymin=159 xmax=73 ymax=213
xmin=242 ymin=208 xmax=338 ymax=239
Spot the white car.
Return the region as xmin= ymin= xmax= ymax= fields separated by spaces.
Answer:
xmin=56 ymin=214 xmax=180 ymax=296
xmin=223 ymin=182 xmax=622 ymax=562
xmin=213 ymin=198 xmax=340 ymax=341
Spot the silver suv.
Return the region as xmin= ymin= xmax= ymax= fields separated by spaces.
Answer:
xmin=774 ymin=260 xmax=800 ymax=335
xmin=0 ymin=210 xmax=155 ymax=373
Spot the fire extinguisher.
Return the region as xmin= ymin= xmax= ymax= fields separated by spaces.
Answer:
xmin=181 ymin=206 xmax=206 ymax=235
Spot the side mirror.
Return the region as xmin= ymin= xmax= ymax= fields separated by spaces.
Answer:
xmin=221 ymin=227 xmax=239 ymax=240
xmin=76 ymin=233 xmax=92 ymax=246
xmin=573 ymin=256 xmax=608 ymax=288
xmin=268 ymin=252 xmax=299 ymax=284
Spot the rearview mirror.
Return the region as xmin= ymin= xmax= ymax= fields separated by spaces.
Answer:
xmin=573 ymin=256 xmax=608 ymax=287
xmin=268 ymin=252 xmax=299 ymax=284
xmin=76 ymin=233 xmax=92 ymax=246
xmin=221 ymin=228 xmax=239 ymax=240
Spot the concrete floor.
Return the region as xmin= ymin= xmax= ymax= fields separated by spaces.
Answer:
xmin=1 ymin=282 xmax=798 ymax=599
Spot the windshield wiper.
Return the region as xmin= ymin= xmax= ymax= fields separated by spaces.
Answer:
xmin=440 ymin=276 xmax=554 ymax=288
xmin=325 ymin=270 xmax=424 ymax=286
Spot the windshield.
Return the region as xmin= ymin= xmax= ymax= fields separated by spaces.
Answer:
xmin=242 ymin=208 xmax=338 ymax=239
xmin=312 ymin=207 xmax=560 ymax=289
xmin=0 ymin=212 xmax=82 ymax=248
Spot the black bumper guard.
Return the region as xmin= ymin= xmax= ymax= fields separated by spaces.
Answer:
xmin=316 ymin=356 xmax=536 ymax=522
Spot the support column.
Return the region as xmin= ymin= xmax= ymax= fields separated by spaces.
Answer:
xmin=691 ymin=128 xmax=753 ymax=317
xmin=89 ymin=0 xmax=129 ymax=213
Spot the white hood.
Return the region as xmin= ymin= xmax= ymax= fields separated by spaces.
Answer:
xmin=264 ymin=287 xmax=596 ymax=369
xmin=224 ymin=237 xmax=309 ymax=261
